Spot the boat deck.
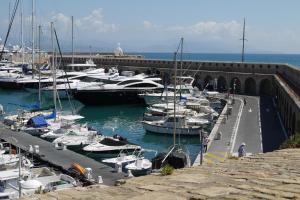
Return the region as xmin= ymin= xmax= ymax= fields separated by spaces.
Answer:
xmin=0 ymin=123 xmax=125 ymax=186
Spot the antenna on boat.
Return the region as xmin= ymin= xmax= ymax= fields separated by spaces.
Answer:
xmin=240 ymin=18 xmax=247 ymax=62
xmin=173 ymin=51 xmax=177 ymax=146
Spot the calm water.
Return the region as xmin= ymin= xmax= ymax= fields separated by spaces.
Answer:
xmin=137 ymin=53 xmax=300 ymax=68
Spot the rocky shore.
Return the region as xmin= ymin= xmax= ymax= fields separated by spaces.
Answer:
xmin=22 ymin=148 xmax=300 ymax=200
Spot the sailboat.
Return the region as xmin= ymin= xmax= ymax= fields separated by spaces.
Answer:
xmin=151 ymin=38 xmax=191 ymax=169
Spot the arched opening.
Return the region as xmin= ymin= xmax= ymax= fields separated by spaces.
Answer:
xmin=244 ymin=77 xmax=256 ymax=95
xmin=217 ymin=76 xmax=227 ymax=92
xmin=193 ymin=74 xmax=202 ymax=90
xmin=204 ymin=75 xmax=213 ymax=90
xmin=259 ymin=79 xmax=273 ymax=96
xmin=230 ymin=77 xmax=241 ymax=94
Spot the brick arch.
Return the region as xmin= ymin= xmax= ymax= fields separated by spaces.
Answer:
xmin=259 ymin=78 xmax=273 ymax=96
xmin=204 ymin=75 xmax=213 ymax=89
xmin=217 ymin=76 xmax=227 ymax=92
xmin=244 ymin=77 xmax=257 ymax=95
xmin=230 ymin=77 xmax=242 ymax=94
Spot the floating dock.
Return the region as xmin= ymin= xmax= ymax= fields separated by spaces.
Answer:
xmin=0 ymin=123 xmax=125 ymax=186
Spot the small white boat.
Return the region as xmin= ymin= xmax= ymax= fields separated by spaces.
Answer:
xmin=125 ymin=158 xmax=152 ymax=176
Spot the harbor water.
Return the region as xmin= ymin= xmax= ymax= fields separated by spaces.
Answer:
xmin=0 ymin=89 xmax=203 ymax=161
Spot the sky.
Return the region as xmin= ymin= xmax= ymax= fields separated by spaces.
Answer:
xmin=0 ymin=0 xmax=300 ymax=53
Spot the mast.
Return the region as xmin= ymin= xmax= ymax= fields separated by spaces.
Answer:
xmin=31 ymin=0 xmax=35 ymax=78
xmin=241 ymin=18 xmax=246 ymax=62
xmin=173 ymin=52 xmax=177 ymax=146
xmin=71 ymin=16 xmax=74 ymax=64
xmin=89 ymin=45 xmax=92 ymax=60
xmin=20 ymin=0 xmax=24 ymax=65
xmin=38 ymin=25 xmax=41 ymax=104
xmin=51 ymin=22 xmax=57 ymax=112
xmin=179 ymin=37 xmax=183 ymax=98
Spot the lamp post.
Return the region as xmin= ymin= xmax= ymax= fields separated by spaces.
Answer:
xmin=10 ymin=137 xmax=21 ymax=198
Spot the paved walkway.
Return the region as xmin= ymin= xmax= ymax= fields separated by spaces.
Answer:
xmin=0 ymin=124 xmax=125 ymax=186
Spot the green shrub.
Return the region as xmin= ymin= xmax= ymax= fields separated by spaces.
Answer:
xmin=280 ymin=132 xmax=300 ymax=149
xmin=161 ymin=164 xmax=174 ymax=176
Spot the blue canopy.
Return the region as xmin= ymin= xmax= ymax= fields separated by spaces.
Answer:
xmin=27 ymin=116 xmax=48 ymax=128
xmin=44 ymin=110 xmax=56 ymax=120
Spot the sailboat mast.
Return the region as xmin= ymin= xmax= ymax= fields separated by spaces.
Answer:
xmin=38 ymin=25 xmax=41 ymax=104
xmin=31 ymin=0 xmax=35 ymax=78
xmin=71 ymin=16 xmax=74 ymax=64
xmin=179 ymin=37 xmax=183 ymax=98
xmin=241 ymin=18 xmax=246 ymax=62
xmin=20 ymin=0 xmax=24 ymax=65
xmin=173 ymin=52 xmax=178 ymax=146
xmin=51 ymin=22 xmax=56 ymax=111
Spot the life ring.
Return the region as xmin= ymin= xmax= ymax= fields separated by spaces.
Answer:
xmin=22 ymin=158 xmax=32 ymax=167
xmin=71 ymin=163 xmax=86 ymax=176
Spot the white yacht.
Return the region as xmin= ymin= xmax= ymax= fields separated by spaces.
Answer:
xmin=82 ymin=136 xmax=141 ymax=158
xmin=74 ymin=77 xmax=164 ymax=105
xmin=142 ymin=115 xmax=209 ymax=135
xmin=66 ymin=59 xmax=96 ymax=71
xmin=124 ymin=158 xmax=152 ymax=176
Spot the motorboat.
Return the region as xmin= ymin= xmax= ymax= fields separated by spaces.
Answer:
xmin=82 ymin=135 xmax=141 ymax=159
xmin=124 ymin=158 xmax=152 ymax=176
xmin=74 ymin=77 xmax=164 ymax=105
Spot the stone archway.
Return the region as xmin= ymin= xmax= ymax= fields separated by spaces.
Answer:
xmin=244 ymin=77 xmax=256 ymax=95
xmin=217 ymin=76 xmax=227 ymax=92
xmin=193 ymin=74 xmax=202 ymax=90
xmin=259 ymin=79 xmax=273 ymax=96
xmin=230 ymin=77 xmax=242 ymax=94
xmin=204 ymin=75 xmax=213 ymax=90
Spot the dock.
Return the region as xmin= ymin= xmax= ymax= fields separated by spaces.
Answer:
xmin=0 ymin=124 xmax=125 ymax=186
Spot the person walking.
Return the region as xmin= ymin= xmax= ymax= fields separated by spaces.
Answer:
xmin=238 ymin=143 xmax=246 ymax=157
xmin=244 ymin=98 xmax=247 ymax=106
xmin=203 ymin=135 xmax=210 ymax=153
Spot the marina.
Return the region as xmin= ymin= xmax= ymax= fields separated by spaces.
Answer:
xmin=0 ymin=0 xmax=299 ymax=199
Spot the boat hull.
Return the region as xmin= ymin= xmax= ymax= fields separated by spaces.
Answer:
xmin=74 ymin=90 xmax=146 ymax=105
xmin=142 ymin=121 xmax=201 ymax=136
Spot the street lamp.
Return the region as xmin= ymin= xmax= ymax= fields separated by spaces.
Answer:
xmin=10 ymin=137 xmax=21 ymax=198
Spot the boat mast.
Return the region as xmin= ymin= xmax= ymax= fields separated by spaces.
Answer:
xmin=173 ymin=52 xmax=177 ymax=146
xmin=179 ymin=37 xmax=183 ymax=98
xmin=20 ymin=0 xmax=24 ymax=65
xmin=51 ymin=22 xmax=57 ymax=112
xmin=71 ymin=16 xmax=74 ymax=64
xmin=38 ymin=25 xmax=41 ymax=104
xmin=241 ymin=18 xmax=246 ymax=63
xmin=31 ymin=0 xmax=35 ymax=78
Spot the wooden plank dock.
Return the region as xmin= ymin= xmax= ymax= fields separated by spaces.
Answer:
xmin=0 ymin=124 xmax=125 ymax=186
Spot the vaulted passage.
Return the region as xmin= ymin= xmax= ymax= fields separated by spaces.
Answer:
xmin=217 ymin=76 xmax=227 ymax=92
xmin=230 ymin=77 xmax=241 ymax=94
xmin=204 ymin=75 xmax=213 ymax=90
xmin=260 ymin=79 xmax=273 ymax=96
xmin=193 ymin=74 xmax=203 ymax=90
xmin=244 ymin=77 xmax=256 ymax=95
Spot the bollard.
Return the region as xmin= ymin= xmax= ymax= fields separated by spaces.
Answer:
xmin=63 ymin=144 xmax=67 ymax=150
xmin=115 ymin=162 xmax=122 ymax=173
xmin=97 ymin=176 xmax=103 ymax=184
xmin=127 ymin=170 xmax=134 ymax=178
xmin=34 ymin=145 xmax=39 ymax=154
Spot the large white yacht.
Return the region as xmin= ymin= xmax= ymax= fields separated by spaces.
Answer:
xmin=74 ymin=77 xmax=164 ymax=105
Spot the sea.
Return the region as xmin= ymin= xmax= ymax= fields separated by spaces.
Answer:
xmin=0 ymin=53 xmax=299 ymax=162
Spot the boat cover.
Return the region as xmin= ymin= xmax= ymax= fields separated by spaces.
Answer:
xmin=26 ymin=116 xmax=48 ymax=128
xmin=44 ymin=110 xmax=56 ymax=119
